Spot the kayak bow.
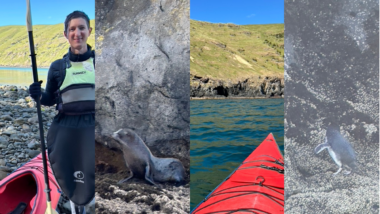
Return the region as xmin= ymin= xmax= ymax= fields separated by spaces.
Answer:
xmin=192 ymin=133 xmax=284 ymax=214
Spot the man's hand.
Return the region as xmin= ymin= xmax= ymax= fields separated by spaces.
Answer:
xmin=29 ymin=80 xmax=43 ymax=101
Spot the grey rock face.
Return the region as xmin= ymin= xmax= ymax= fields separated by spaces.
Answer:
xmin=95 ymin=0 xmax=190 ymax=162
xmin=284 ymin=0 xmax=379 ymax=213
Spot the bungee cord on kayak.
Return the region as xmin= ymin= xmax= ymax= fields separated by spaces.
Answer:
xmin=194 ymin=170 xmax=285 ymax=213
xmin=192 ymin=134 xmax=284 ymax=214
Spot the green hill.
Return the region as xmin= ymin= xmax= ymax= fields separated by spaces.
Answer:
xmin=0 ymin=20 xmax=95 ymax=68
xmin=191 ymin=20 xmax=284 ymax=81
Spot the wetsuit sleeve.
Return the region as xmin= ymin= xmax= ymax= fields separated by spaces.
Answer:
xmin=40 ymin=60 xmax=61 ymax=106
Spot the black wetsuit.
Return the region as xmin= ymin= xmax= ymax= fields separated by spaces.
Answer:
xmin=43 ymin=45 xmax=95 ymax=206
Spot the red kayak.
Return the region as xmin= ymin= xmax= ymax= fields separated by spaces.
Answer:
xmin=192 ymin=133 xmax=284 ymax=214
xmin=0 ymin=153 xmax=61 ymax=214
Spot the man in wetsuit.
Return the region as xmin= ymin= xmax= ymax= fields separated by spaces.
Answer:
xmin=29 ymin=11 xmax=95 ymax=214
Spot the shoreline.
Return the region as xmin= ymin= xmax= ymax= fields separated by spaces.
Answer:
xmin=1 ymin=85 xmax=284 ymax=100
xmin=190 ymin=96 xmax=283 ymax=100
xmin=0 ymin=66 xmax=49 ymax=69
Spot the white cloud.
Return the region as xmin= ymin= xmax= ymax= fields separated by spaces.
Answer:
xmin=247 ymin=14 xmax=255 ymax=18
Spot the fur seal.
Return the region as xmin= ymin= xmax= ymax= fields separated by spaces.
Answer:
xmin=112 ymin=128 xmax=186 ymax=185
xmin=314 ymin=126 xmax=358 ymax=176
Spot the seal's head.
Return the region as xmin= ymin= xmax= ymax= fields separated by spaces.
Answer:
xmin=167 ymin=159 xmax=186 ymax=184
xmin=112 ymin=129 xmax=136 ymax=145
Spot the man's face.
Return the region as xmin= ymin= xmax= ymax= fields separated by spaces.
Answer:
xmin=64 ymin=18 xmax=91 ymax=53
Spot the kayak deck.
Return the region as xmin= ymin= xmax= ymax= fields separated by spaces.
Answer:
xmin=0 ymin=153 xmax=61 ymax=214
xmin=192 ymin=133 xmax=284 ymax=214
xmin=0 ymin=173 xmax=37 ymax=213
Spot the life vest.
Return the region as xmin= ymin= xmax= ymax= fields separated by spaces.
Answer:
xmin=56 ymin=53 xmax=95 ymax=114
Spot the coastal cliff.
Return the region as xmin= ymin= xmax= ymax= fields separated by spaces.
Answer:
xmin=191 ymin=74 xmax=284 ymax=98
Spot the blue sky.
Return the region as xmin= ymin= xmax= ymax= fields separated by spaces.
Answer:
xmin=191 ymin=0 xmax=284 ymax=25
xmin=0 ymin=0 xmax=95 ymax=27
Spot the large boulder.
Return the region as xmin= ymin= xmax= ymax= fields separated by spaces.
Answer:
xmin=285 ymin=0 xmax=379 ymax=213
xmin=95 ymin=0 xmax=190 ymax=162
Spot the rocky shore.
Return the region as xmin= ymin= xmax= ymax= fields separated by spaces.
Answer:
xmin=95 ymin=141 xmax=190 ymax=214
xmin=190 ymin=74 xmax=284 ymax=98
xmin=0 ymin=85 xmax=53 ymax=174
xmin=0 ymin=85 xmax=94 ymax=213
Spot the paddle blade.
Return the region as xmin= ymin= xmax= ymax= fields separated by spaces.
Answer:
xmin=45 ymin=202 xmax=58 ymax=214
xmin=26 ymin=0 xmax=32 ymax=31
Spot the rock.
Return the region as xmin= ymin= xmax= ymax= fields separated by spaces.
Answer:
xmin=28 ymin=116 xmax=38 ymax=124
xmin=2 ymin=131 xmax=15 ymax=136
xmin=0 ymin=166 xmax=10 ymax=180
xmin=9 ymin=134 xmax=21 ymax=142
xmin=27 ymin=102 xmax=35 ymax=108
xmin=22 ymin=124 xmax=30 ymax=131
xmin=14 ymin=142 xmax=22 ymax=147
xmin=14 ymin=117 xmax=26 ymax=125
xmin=27 ymin=139 xmax=39 ymax=149
xmin=27 ymin=150 xmax=40 ymax=158
xmin=0 ymin=159 xmax=5 ymax=166
xmin=0 ymin=136 xmax=8 ymax=148
xmin=25 ymin=96 xmax=32 ymax=102
xmin=95 ymin=0 xmax=190 ymax=162
xmin=5 ymin=163 xmax=16 ymax=168
xmin=3 ymin=91 xmax=17 ymax=98
xmin=17 ymin=98 xmax=26 ymax=104
xmin=1 ymin=115 xmax=12 ymax=121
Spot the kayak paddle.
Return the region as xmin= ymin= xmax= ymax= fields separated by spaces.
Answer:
xmin=26 ymin=1 xmax=58 ymax=214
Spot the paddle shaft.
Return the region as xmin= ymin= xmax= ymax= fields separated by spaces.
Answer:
xmin=26 ymin=0 xmax=52 ymax=203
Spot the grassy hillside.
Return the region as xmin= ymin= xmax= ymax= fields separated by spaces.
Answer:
xmin=0 ymin=20 xmax=95 ymax=68
xmin=191 ymin=20 xmax=284 ymax=81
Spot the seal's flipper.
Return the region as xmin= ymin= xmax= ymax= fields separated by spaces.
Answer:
xmin=314 ymin=143 xmax=330 ymax=154
xmin=144 ymin=164 xmax=157 ymax=186
xmin=333 ymin=167 xmax=342 ymax=176
xmin=343 ymin=170 xmax=351 ymax=175
xmin=118 ymin=171 xmax=134 ymax=184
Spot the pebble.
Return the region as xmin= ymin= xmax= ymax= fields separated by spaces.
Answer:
xmin=0 ymin=159 xmax=5 ymax=166
xmin=1 ymin=115 xmax=12 ymax=121
xmin=27 ymin=150 xmax=40 ymax=158
xmin=27 ymin=139 xmax=40 ymax=149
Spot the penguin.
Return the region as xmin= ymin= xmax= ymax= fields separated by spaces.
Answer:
xmin=314 ymin=126 xmax=359 ymax=176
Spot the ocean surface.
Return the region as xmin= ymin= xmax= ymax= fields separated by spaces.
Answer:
xmin=0 ymin=67 xmax=48 ymax=86
xmin=190 ymin=98 xmax=284 ymax=210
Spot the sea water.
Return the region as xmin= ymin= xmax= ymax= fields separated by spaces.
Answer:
xmin=0 ymin=67 xmax=48 ymax=86
xmin=190 ymin=98 xmax=284 ymax=210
